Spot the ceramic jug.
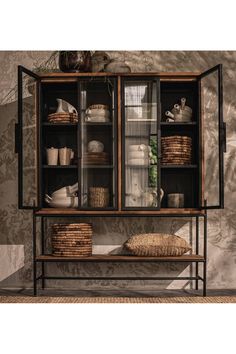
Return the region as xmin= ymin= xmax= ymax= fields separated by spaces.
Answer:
xmin=59 ymin=147 xmax=74 ymax=165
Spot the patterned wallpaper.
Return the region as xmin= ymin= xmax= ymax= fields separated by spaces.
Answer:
xmin=0 ymin=51 xmax=235 ymax=290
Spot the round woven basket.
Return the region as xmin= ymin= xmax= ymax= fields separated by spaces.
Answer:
xmin=89 ymin=187 xmax=109 ymax=208
xmin=51 ymin=223 xmax=92 ymax=257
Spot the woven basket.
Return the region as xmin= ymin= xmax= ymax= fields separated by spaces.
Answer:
xmin=51 ymin=223 xmax=92 ymax=257
xmin=89 ymin=187 xmax=109 ymax=208
xmin=48 ymin=112 xmax=78 ymax=123
xmin=124 ymin=233 xmax=191 ymax=257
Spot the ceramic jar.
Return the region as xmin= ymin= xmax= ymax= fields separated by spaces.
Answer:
xmin=167 ymin=193 xmax=184 ymax=208
xmin=165 ymin=98 xmax=192 ymax=122
xmin=46 ymin=148 xmax=58 ymax=165
xmin=59 ymin=51 xmax=92 ymax=72
xmin=85 ymin=104 xmax=110 ymax=122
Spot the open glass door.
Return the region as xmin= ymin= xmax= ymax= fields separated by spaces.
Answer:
xmin=122 ymin=77 xmax=161 ymax=210
xmin=198 ymin=64 xmax=226 ymax=209
xmin=17 ymin=66 xmax=40 ymax=209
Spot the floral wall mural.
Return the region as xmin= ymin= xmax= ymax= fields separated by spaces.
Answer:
xmin=0 ymin=51 xmax=235 ymax=290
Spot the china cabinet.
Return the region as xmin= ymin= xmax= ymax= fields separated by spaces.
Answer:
xmin=16 ymin=64 xmax=226 ymax=296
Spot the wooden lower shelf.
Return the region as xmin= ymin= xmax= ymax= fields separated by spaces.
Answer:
xmin=35 ymin=208 xmax=206 ymax=216
xmin=36 ymin=254 xmax=204 ymax=262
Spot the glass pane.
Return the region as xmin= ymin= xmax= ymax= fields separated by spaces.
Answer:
xmin=21 ymin=73 xmax=38 ymax=207
xmin=124 ymin=80 xmax=159 ymax=208
xmin=80 ymin=79 xmax=116 ymax=209
xmin=201 ymin=69 xmax=220 ymax=206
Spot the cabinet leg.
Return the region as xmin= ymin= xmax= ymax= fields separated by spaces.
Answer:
xmin=33 ymin=260 xmax=37 ymax=296
xmin=203 ymin=262 xmax=207 ymax=297
xmin=195 ymin=263 xmax=199 ymax=290
xmin=42 ymin=263 xmax=45 ymax=290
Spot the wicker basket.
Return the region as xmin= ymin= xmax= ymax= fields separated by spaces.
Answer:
xmin=89 ymin=187 xmax=109 ymax=208
xmin=51 ymin=223 xmax=92 ymax=257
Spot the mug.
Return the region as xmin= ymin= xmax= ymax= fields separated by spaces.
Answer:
xmin=59 ymin=147 xmax=74 ymax=165
xmin=46 ymin=147 xmax=58 ymax=165
xmin=168 ymin=193 xmax=184 ymax=208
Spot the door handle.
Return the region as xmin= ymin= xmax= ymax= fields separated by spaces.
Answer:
xmin=223 ymin=122 xmax=226 ymax=153
xmin=14 ymin=123 xmax=20 ymax=153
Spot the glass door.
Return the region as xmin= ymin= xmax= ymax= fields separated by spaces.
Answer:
xmin=122 ymin=78 xmax=161 ymax=210
xmin=198 ymin=64 xmax=226 ymax=209
xmin=17 ymin=66 xmax=40 ymax=209
xmin=79 ymin=77 xmax=117 ymax=210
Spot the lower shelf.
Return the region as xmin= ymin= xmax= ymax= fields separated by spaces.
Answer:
xmin=36 ymin=254 xmax=205 ymax=262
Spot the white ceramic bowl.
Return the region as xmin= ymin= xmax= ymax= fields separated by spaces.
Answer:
xmin=128 ymin=144 xmax=150 ymax=152
xmin=128 ymin=158 xmax=149 ymax=166
xmin=46 ymin=196 xmax=78 ymax=208
xmin=128 ymin=151 xmax=148 ymax=159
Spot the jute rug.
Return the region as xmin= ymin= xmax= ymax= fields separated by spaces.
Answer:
xmin=0 ymin=296 xmax=236 ymax=303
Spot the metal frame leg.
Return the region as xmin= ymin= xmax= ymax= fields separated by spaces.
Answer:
xmin=203 ymin=213 xmax=207 ymax=297
xmin=41 ymin=217 xmax=45 ymax=290
xmin=195 ymin=216 xmax=199 ymax=290
xmin=33 ymin=211 xmax=37 ymax=296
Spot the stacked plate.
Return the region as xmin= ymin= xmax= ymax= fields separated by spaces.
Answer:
xmin=161 ymin=136 xmax=192 ymax=165
xmin=48 ymin=112 xmax=78 ymax=123
xmin=83 ymin=152 xmax=109 ymax=165
xmin=51 ymin=223 xmax=93 ymax=257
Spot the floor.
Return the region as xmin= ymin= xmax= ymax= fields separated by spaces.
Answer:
xmin=0 ymin=288 xmax=236 ymax=298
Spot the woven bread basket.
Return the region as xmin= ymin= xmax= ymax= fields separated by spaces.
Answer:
xmin=124 ymin=233 xmax=191 ymax=257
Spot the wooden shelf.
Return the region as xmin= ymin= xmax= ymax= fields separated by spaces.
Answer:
xmin=161 ymin=164 xmax=197 ymax=169
xmin=161 ymin=122 xmax=197 ymax=126
xmin=82 ymin=165 xmax=114 ymax=169
xmin=43 ymin=122 xmax=77 ymax=127
xmin=35 ymin=208 xmax=206 ymax=216
xmin=43 ymin=165 xmax=77 ymax=169
xmin=36 ymin=254 xmax=205 ymax=262
xmin=83 ymin=122 xmax=112 ymax=126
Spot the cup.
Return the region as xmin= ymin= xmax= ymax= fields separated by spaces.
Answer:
xmin=46 ymin=148 xmax=58 ymax=165
xmin=167 ymin=193 xmax=184 ymax=208
xmin=59 ymin=147 xmax=74 ymax=165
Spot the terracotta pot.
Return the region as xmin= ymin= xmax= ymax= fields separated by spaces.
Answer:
xmin=59 ymin=51 xmax=92 ymax=72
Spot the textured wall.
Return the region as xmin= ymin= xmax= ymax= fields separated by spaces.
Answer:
xmin=0 ymin=51 xmax=235 ymax=290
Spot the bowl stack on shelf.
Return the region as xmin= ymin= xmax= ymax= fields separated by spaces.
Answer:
xmin=161 ymin=136 xmax=192 ymax=165
xmin=83 ymin=152 xmax=109 ymax=165
xmin=51 ymin=223 xmax=92 ymax=257
xmin=47 ymin=112 xmax=78 ymax=123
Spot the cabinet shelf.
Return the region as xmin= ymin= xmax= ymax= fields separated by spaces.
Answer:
xmin=161 ymin=122 xmax=197 ymax=126
xmin=82 ymin=165 xmax=114 ymax=169
xmin=43 ymin=165 xmax=77 ymax=169
xmin=161 ymin=164 xmax=197 ymax=169
xmin=43 ymin=122 xmax=77 ymax=127
xmin=83 ymin=122 xmax=113 ymax=126
xmin=126 ymin=164 xmax=156 ymax=168
xmin=36 ymin=254 xmax=205 ymax=263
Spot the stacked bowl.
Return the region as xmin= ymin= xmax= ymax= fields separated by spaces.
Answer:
xmin=85 ymin=104 xmax=110 ymax=122
xmin=127 ymin=144 xmax=151 ymax=166
xmin=45 ymin=183 xmax=78 ymax=208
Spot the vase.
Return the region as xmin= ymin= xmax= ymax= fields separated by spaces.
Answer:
xmin=59 ymin=51 xmax=92 ymax=72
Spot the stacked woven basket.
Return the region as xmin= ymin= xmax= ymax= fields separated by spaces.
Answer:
xmin=48 ymin=112 xmax=78 ymax=123
xmin=161 ymin=136 xmax=192 ymax=165
xmin=51 ymin=223 xmax=92 ymax=257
